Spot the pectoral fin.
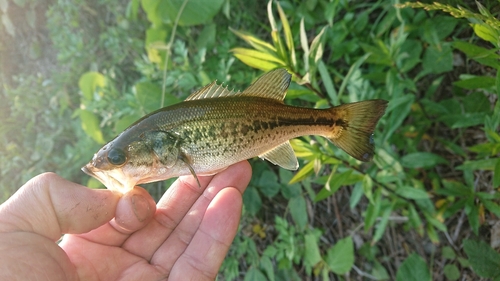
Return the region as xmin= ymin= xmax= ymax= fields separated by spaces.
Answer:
xmin=259 ymin=141 xmax=299 ymax=170
xmin=178 ymin=152 xmax=201 ymax=188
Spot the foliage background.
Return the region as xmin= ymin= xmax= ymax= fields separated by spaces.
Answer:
xmin=1 ymin=0 xmax=500 ymax=280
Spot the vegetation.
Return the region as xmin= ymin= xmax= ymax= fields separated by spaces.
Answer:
xmin=1 ymin=0 xmax=499 ymax=279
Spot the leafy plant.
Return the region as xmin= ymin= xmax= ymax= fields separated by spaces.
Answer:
xmin=227 ymin=0 xmax=500 ymax=279
xmin=3 ymin=0 xmax=500 ymax=279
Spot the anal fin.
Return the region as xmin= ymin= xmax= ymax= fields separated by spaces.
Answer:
xmin=259 ymin=141 xmax=299 ymax=170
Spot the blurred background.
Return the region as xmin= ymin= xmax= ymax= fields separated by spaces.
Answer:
xmin=1 ymin=0 xmax=500 ymax=280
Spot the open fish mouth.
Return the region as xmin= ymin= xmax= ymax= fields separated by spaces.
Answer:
xmin=82 ymin=164 xmax=131 ymax=193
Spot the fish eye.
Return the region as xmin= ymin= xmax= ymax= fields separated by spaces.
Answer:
xmin=107 ymin=148 xmax=127 ymax=165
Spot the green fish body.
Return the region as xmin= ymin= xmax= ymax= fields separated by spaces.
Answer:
xmin=83 ymin=69 xmax=387 ymax=193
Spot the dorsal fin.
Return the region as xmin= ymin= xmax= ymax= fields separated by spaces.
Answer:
xmin=240 ymin=68 xmax=291 ymax=101
xmin=185 ymin=81 xmax=239 ymax=101
xmin=185 ymin=68 xmax=291 ymax=101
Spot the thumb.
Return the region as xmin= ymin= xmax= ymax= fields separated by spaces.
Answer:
xmin=0 ymin=172 xmax=121 ymax=241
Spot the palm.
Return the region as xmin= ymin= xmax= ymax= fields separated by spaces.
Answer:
xmin=0 ymin=161 xmax=251 ymax=281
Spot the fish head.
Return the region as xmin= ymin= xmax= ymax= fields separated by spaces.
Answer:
xmin=82 ymin=130 xmax=181 ymax=193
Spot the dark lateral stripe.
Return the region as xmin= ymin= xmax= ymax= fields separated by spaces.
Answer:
xmin=276 ymin=116 xmax=347 ymax=128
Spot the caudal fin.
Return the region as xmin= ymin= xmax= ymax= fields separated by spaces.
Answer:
xmin=328 ymin=99 xmax=388 ymax=162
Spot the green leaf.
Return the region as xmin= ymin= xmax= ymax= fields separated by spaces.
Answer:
xmin=364 ymin=189 xmax=382 ymax=231
xmin=244 ymin=266 xmax=268 ymax=281
xmin=408 ymin=205 xmax=423 ymax=235
xmin=422 ymin=43 xmax=453 ymax=74
xmin=399 ymin=39 xmax=422 ymax=72
xmin=289 ymin=160 xmax=315 ymax=184
xmin=135 ymin=82 xmax=161 ymax=113
xmin=162 ymin=0 xmax=224 ymax=26
xmin=362 ymin=174 xmax=374 ymax=203
xmin=466 ymin=202 xmax=479 ymax=235
xmin=444 ymin=264 xmax=460 ymax=281
xmin=472 ymin=23 xmax=499 ymax=46
xmin=384 ymin=94 xmax=414 ymax=141
xmin=457 ymin=158 xmax=499 ymax=171
xmin=454 ymin=76 xmax=496 ymax=90
xmin=494 ymin=158 xmax=500 ymax=187
xmin=395 ymin=186 xmax=429 ymax=200
xmin=482 ymin=199 xmax=500 ymax=218
xmin=243 ymin=186 xmax=262 ymax=216
xmin=299 ymin=18 xmax=309 ymax=70
xmin=1 ymin=12 xmax=15 ymax=36
xmin=349 ymin=182 xmax=363 ymax=209
xmin=372 ymin=261 xmax=390 ymax=280
xmin=229 ymin=28 xmax=277 ymax=54
xmin=78 ymin=72 xmax=106 ymax=101
xmin=309 ymin=26 xmax=327 ymax=63
xmin=396 ymin=253 xmax=431 ymax=281
xmin=145 ymin=27 xmax=168 ymax=64
xmin=232 ymin=52 xmax=283 ymax=72
xmin=432 ymin=15 xmax=458 ymax=40
xmin=424 ymin=212 xmax=447 ymax=232
xmin=360 ymin=42 xmax=391 ymax=66
xmin=288 ymin=195 xmax=307 ymax=229
xmin=326 ymin=170 xmax=352 ymax=194
xmin=145 ymin=26 xmax=168 ymax=46
xmin=463 ymin=239 xmax=500 ymax=278
xmin=276 ymin=2 xmax=296 ymax=68
xmin=452 ymin=41 xmax=500 ymax=69
xmin=471 ymin=141 xmax=494 ymax=155
xmin=439 ymin=179 xmax=472 ymax=197
xmin=497 ymin=65 xmax=500 ymax=99
xmin=79 ymin=109 xmax=105 ymax=144
xmin=196 ymin=23 xmax=216 ymax=49
xmin=463 ymin=91 xmax=492 ymax=113
xmin=441 ymin=246 xmax=456 ymax=259
xmin=258 ymin=170 xmax=281 ymax=198
xmin=337 ymin=53 xmax=370 ymax=100
xmin=326 ymin=236 xmax=354 ymax=274
xmin=231 ymin=48 xmax=286 ymax=65
xmin=401 ymin=152 xmax=448 ymax=169
xmin=315 ymin=170 xmax=352 ymax=202
xmin=141 ymin=0 xmax=162 ymax=26
xmin=373 ymin=202 xmax=392 ymax=243
xmin=449 ymin=112 xmax=487 ymax=129
xmin=304 ymin=233 xmax=322 ymax=269
xmin=126 ymin=0 xmax=140 ymax=20
xmin=317 ymin=60 xmax=337 ymax=104
xmin=260 ymin=256 xmax=275 ymax=281
xmin=426 ymin=224 xmax=439 ymax=244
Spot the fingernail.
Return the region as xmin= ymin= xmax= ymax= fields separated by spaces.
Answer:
xmin=131 ymin=194 xmax=150 ymax=222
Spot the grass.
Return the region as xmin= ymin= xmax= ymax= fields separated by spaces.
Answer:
xmin=1 ymin=0 xmax=500 ymax=280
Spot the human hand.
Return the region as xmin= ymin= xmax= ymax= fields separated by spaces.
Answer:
xmin=0 ymin=161 xmax=252 ymax=281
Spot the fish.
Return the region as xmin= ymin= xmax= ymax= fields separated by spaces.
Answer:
xmin=82 ymin=69 xmax=388 ymax=193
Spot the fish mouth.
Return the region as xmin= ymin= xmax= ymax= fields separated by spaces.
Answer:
xmin=81 ymin=164 xmax=133 ymax=194
xmin=81 ymin=164 xmax=106 ymax=183
xmin=81 ymin=165 xmax=95 ymax=178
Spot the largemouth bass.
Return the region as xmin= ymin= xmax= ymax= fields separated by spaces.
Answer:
xmin=83 ymin=69 xmax=387 ymax=193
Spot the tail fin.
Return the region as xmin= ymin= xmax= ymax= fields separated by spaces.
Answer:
xmin=328 ymin=99 xmax=388 ymax=162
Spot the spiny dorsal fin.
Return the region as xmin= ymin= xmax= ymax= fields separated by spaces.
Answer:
xmin=185 ymin=81 xmax=239 ymax=101
xmin=185 ymin=68 xmax=291 ymax=101
xmin=240 ymin=68 xmax=291 ymax=101
xmin=258 ymin=141 xmax=298 ymax=170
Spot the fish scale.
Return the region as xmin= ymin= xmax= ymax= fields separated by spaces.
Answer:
xmin=83 ymin=69 xmax=388 ymax=193
xmin=166 ymin=97 xmax=336 ymax=166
